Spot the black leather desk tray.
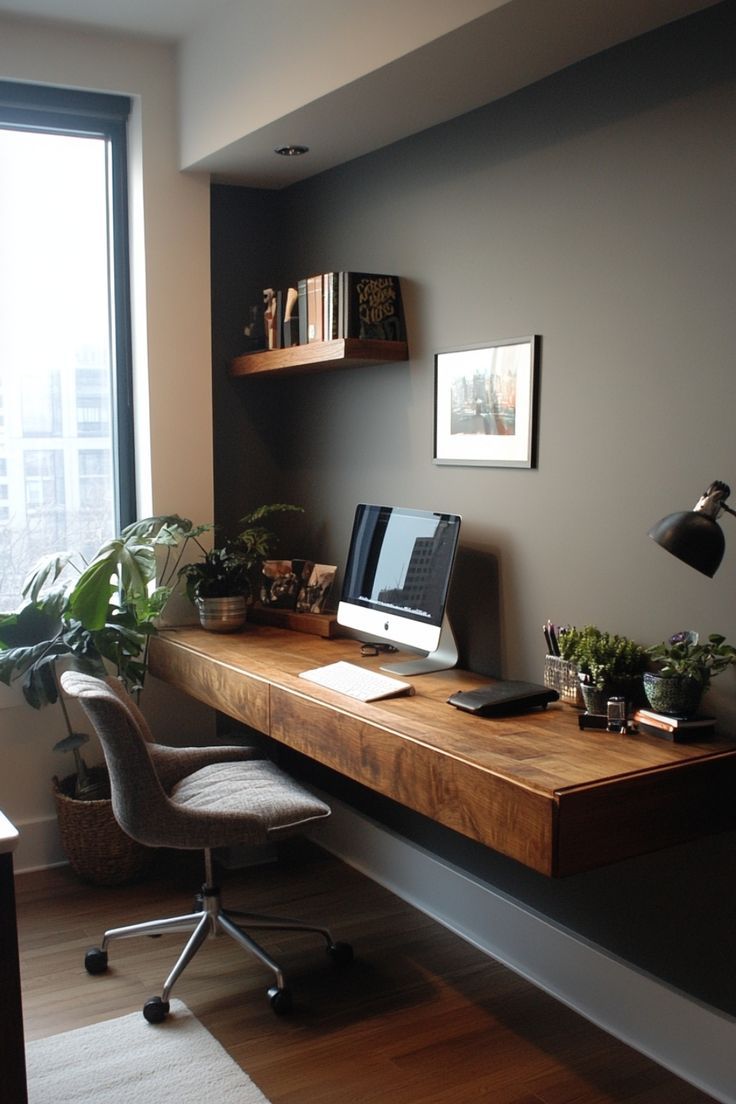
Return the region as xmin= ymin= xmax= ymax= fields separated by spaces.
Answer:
xmin=448 ymin=680 xmax=559 ymax=716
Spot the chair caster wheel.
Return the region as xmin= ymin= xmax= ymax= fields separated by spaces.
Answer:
xmin=267 ymin=986 xmax=292 ymax=1015
xmin=143 ymin=996 xmax=170 ymax=1023
xmin=327 ymin=941 xmax=353 ymax=967
xmin=84 ymin=947 xmax=108 ymax=975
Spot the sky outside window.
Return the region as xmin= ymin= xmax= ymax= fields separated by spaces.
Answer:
xmin=0 ymin=126 xmax=116 ymax=610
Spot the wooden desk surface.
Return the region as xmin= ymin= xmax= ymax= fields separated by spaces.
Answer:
xmin=148 ymin=626 xmax=736 ymax=877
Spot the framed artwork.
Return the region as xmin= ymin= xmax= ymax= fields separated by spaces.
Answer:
xmin=433 ymin=336 xmax=539 ymax=468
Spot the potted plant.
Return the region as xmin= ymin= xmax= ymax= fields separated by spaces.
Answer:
xmin=0 ymin=514 xmax=205 ymax=882
xmin=644 ymin=630 xmax=736 ymax=718
xmin=180 ymin=503 xmax=302 ymax=632
xmin=559 ymin=624 xmax=648 ymax=714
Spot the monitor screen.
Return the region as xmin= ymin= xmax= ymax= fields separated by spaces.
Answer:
xmin=338 ymin=504 xmax=461 ymax=673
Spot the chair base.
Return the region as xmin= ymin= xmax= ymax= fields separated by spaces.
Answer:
xmin=84 ymin=871 xmax=353 ymax=1019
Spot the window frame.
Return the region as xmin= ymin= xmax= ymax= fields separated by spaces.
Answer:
xmin=0 ymin=80 xmax=136 ymax=528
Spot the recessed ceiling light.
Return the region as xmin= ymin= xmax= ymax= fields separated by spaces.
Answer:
xmin=274 ymin=144 xmax=309 ymax=157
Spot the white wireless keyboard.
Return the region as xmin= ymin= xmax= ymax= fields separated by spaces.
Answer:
xmin=299 ymin=661 xmax=415 ymax=702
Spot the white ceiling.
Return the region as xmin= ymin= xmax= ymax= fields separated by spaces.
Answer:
xmin=0 ymin=0 xmax=235 ymax=40
xmin=0 ymin=0 xmax=722 ymax=188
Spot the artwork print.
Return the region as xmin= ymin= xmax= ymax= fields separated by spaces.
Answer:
xmin=433 ymin=337 xmax=538 ymax=468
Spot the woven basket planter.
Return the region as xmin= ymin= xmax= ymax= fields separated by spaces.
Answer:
xmin=53 ymin=769 xmax=152 ymax=886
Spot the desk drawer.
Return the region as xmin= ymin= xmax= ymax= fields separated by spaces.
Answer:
xmin=149 ymin=636 xmax=270 ymax=734
xmin=270 ymin=686 xmax=554 ymax=875
xmin=555 ymin=753 xmax=736 ymax=876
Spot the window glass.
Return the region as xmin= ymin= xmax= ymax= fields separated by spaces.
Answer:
xmin=0 ymin=83 xmax=133 ymax=610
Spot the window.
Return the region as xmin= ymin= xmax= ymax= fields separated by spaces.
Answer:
xmin=22 ymin=369 xmax=62 ymax=437
xmin=23 ymin=450 xmax=66 ymax=551
xmin=0 ymin=82 xmax=134 ymax=610
xmin=78 ymin=449 xmax=112 ymax=510
xmin=76 ymin=359 xmax=111 ymax=438
xmin=24 ymin=450 xmax=65 ymax=513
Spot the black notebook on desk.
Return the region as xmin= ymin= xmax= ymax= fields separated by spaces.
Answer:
xmin=448 ymin=680 xmax=559 ymax=716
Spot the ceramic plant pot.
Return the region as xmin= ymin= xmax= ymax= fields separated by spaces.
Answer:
xmin=642 ymin=672 xmax=702 ymax=718
xmin=580 ymin=678 xmax=642 ymax=716
xmin=195 ymin=596 xmax=247 ymax=633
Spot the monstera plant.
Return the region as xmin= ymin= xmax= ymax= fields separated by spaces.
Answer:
xmin=0 ymin=514 xmax=207 ymax=797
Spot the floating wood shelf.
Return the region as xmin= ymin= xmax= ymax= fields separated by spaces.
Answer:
xmin=231 ymin=339 xmax=409 ymax=378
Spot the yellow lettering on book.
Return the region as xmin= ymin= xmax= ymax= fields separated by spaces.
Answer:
xmin=357 ymin=277 xmax=398 ymax=326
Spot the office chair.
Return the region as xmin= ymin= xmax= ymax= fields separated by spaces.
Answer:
xmin=60 ymin=671 xmax=352 ymax=1021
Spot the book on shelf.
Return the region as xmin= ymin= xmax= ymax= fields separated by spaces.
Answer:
xmin=322 ymin=272 xmax=338 ymax=341
xmin=306 ymin=275 xmax=323 ymax=342
xmin=297 ymin=278 xmax=308 ymax=345
xmin=307 ymin=271 xmax=406 ymax=343
xmin=275 ymin=289 xmax=284 ymax=349
xmin=632 ymin=708 xmax=716 ymax=741
xmin=252 ymin=271 xmax=406 ymax=351
xmin=342 ymin=272 xmax=405 ymax=341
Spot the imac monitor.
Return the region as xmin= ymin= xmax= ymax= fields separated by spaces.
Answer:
xmin=338 ymin=504 xmax=461 ymax=675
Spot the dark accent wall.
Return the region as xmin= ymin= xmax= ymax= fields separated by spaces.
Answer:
xmin=212 ymin=3 xmax=736 ymax=1016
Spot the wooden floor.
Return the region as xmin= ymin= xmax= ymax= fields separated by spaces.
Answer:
xmin=17 ymin=843 xmax=716 ymax=1104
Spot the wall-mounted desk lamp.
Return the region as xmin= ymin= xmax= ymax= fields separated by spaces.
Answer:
xmin=648 ymin=480 xmax=735 ymax=576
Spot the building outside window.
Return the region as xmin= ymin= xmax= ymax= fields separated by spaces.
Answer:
xmin=0 ymin=82 xmax=134 ymax=611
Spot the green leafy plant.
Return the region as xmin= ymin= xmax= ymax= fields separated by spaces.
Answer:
xmin=647 ymin=630 xmax=736 ymax=692
xmin=0 ymin=514 xmax=206 ymax=796
xmin=559 ymin=624 xmax=648 ymax=690
xmin=180 ymin=503 xmax=302 ymax=602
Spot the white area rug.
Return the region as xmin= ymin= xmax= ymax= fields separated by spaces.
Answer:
xmin=26 ymin=1000 xmax=270 ymax=1103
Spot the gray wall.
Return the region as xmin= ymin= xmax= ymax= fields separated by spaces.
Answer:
xmin=212 ymin=3 xmax=736 ymax=1015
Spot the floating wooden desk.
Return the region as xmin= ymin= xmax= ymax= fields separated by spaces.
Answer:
xmin=148 ymin=626 xmax=736 ymax=877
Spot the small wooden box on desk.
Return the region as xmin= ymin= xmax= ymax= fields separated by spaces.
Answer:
xmin=247 ymin=606 xmax=338 ymax=638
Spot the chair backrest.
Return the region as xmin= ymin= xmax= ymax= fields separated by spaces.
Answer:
xmin=60 ymin=670 xmax=169 ymax=845
xmin=103 ymin=675 xmax=156 ymax=743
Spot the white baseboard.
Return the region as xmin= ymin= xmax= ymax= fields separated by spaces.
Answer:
xmin=312 ymin=797 xmax=736 ymax=1104
xmin=13 ymin=814 xmax=66 ymax=873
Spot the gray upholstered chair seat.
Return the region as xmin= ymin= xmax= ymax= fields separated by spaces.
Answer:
xmin=60 ymin=670 xmax=351 ymax=1020
xmin=170 ymin=759 xmax=330 ymax=839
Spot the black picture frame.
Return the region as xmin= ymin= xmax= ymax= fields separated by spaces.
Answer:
xmin=433 ymin=336 xmax=539 ymax=468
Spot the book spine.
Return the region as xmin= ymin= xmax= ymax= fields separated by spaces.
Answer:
xmin=637 ymin=721 xmax=713 ymax=742
xmin=633 ymin=709 xmax=715 ymax=730
xmin=274 ymin=289 xmax=283 ymax=349
xmin=322 ymin=273 xmax=331 ymax=340
xmin=297 ymin=279 xmax=308 ymax=345
xmin=337 ymin=271 xmax=346 ymax=339
xmin=306 ymin=275 xmax=323 ymax=342
xmin=330 ymin=272 xmax=339 ymax=338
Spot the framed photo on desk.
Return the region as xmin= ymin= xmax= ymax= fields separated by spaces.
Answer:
xmin=433 ymin=336 xmax=539 ymax=468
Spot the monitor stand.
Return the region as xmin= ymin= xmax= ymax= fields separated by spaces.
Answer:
xmin=380 ymin=614 xmax=459 ymax=677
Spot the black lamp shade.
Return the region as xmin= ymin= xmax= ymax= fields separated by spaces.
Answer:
xmin=648 ymin=510 xmax=725 ymax=577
